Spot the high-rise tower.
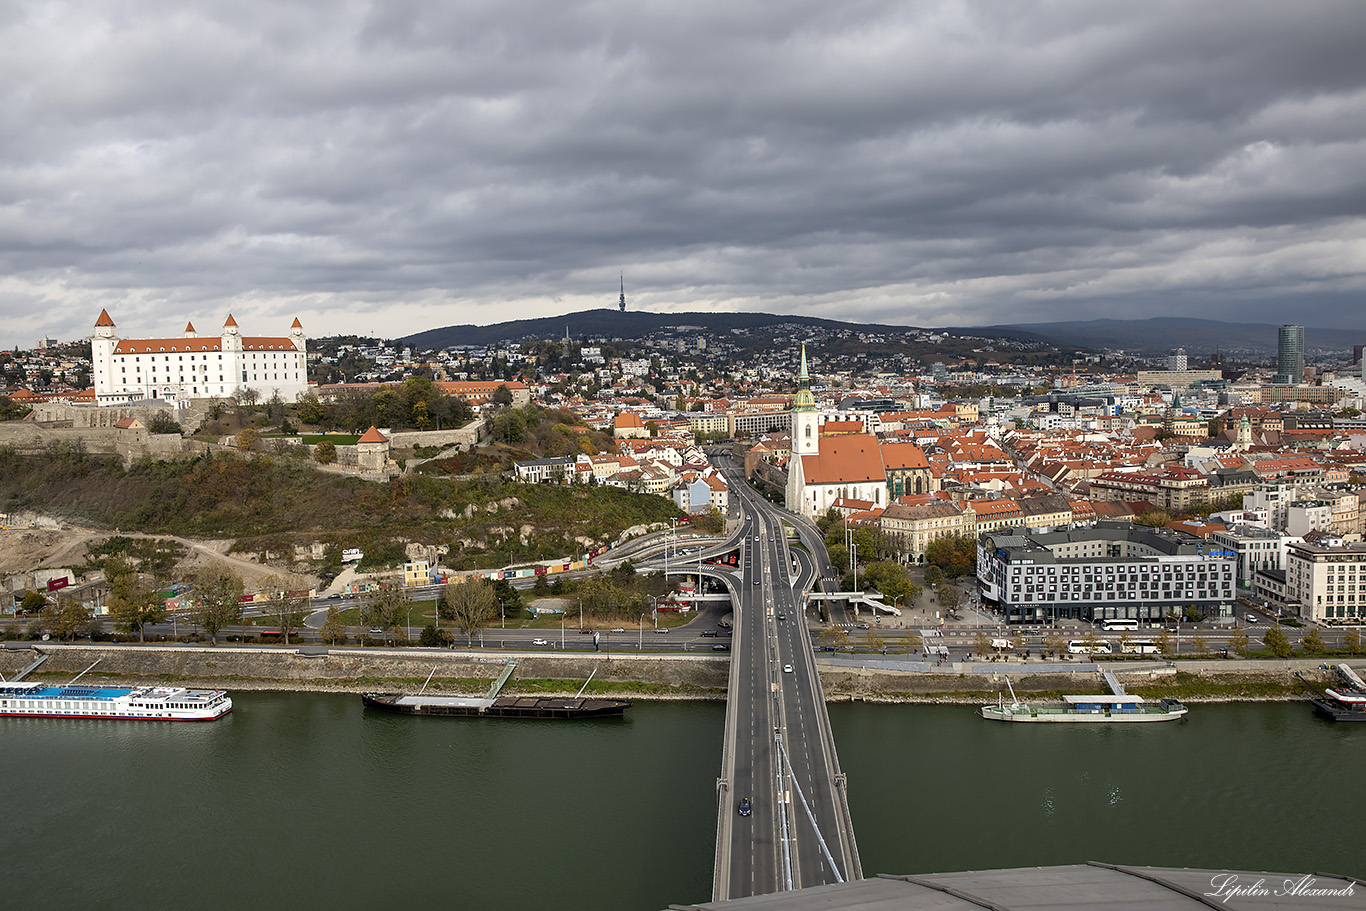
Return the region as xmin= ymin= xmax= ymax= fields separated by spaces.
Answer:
xmin=619 ymin=274 xmax=626 ymax=313
xmin=1275 ymin=324 xmax=1304 ymax=385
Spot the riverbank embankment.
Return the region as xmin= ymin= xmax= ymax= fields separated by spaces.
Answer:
xmin=0 ymin=643 xmax=1353 ymax=703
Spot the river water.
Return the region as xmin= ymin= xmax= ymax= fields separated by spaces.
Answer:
xmin=1 ymin=695 xmax=1361 ymax=911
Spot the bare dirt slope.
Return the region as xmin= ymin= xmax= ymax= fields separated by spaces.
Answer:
xmin=0 ymin=524 xmax=313 ymax=592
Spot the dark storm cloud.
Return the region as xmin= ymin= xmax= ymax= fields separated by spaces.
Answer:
xmin=3 ymin=0 xmax=1366 ymax=344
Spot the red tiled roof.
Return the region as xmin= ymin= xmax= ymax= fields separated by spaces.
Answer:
xmin=112 ymin=336 xmax=297 ymax=354
xmin=357 ymin=426 xmax=389 ymax=444
xmin=95 ymin=309 xmax=116 ymax=327
xmin=799 ymin=434 xmax=885 ymax=485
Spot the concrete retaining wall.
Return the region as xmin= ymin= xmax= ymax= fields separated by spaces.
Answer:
xmin=0 ymin=644 xmax=731 ymax=695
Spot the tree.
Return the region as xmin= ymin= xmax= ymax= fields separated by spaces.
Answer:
xmin=1157 ymin=629 xmax=1174 ymax=656
xmin=865 ymin=629 xmax=887 ymax=653
xmin=1229 ymin=629 xmax=1251 ymax=656
xmin=361 ymin=585 xmax=413 ymax=643
xmin=1300 ymin=628 xmax=1325 ymax=655
xmin=191 ymin=569 xmax=245 ymax=644
xmin=1191 ymin=632 xmax=1209 ymax=656
xmin=147 ymin=411 xmax=183 ymax=435
xmin=1344 ymin=627 xmax=1362 ymax=655
xmin=973 ymin=630 xmax=991 ymax=656
xmin=1044 ymin=632 xmax=1066 ymax=658
xmin=419 ymin=624 xmax=454 ymax=647
xmin=1262 ymin=625 xmax=1293 ymax=658
xmin=313 ymin=440 xmax=337 ymax=464
xmin=901 ymin=632 xmax=923 ymax=655
xmin=235 ymin=428 xmax=260 ymax=452
xmin=923 ymin=564 xmax=943 ymax=586
xmin=817 ymin=626 xmax=850 ymax=651
xmin=105 ymin=556 xmax=165 ymax=642
xmin=295 ymin=393 xmax=329 ymax=426
xmin=261 ymin=575 xmax=310 ymax=645
xmin=42 ymin=597 xmax=91 ymax=641
xmin=862 ymin=561 xmax=917 ymax=606
xmin=442 ymin=577 xmax=499 ymax=646
xmin=19 ymin=590 xmax=47 ymax=615
xmin=936 ymin=583 xmax=960 ymax=611
xmin=924 ymin=534 xmax=977 ymax=578
xmin=320 ymin=607 xmax=347 ymax=645
xmin=490 ymin=384 xmax=514 ymax=408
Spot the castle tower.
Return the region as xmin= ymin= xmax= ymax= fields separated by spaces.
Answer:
xmin=184 ymin=321 xmax=197 ymax=339
xmin=619 ymin=274 xmax=626 ymax=313
xmin=91 ymin=309 xmax=119 ymax=400
xmin=221 ymin=314 xmax=242 ymax=351
xmin=289 ymin=317 xmax=305 ymax=352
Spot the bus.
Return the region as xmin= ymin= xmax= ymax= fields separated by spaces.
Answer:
xmin=1121 ymin=639 xmax=1160 ymax=655
xmin=1100 ymin=618 xmax=1140 ymax=631
xmin=1067 ymin=639 xmax=1113 ymax=655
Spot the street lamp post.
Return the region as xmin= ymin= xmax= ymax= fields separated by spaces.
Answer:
xmin=406 ymin=607 xmax=412 ymax=644
xmin=639 ymin=614 xmax=645 ymax=651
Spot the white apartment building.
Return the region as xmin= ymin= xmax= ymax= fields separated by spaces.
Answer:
xmin=1284 ymin=541 xmax=1366 ymax=622
xmin=91 ymin=310 xmax=308 ymax=406
xmin=1209 ymin=525 xmax=1299 ymax=591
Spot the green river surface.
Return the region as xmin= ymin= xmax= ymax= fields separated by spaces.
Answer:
xmin=1 ymin=694 xmax=1362 ymax=910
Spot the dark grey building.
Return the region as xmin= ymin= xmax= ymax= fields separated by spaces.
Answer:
xmin=1275 ymin=323 xmax=1304 ymax=385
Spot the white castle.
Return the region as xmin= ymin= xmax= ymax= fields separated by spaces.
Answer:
xmin=90 ymin=309 xmax=308 ymax=406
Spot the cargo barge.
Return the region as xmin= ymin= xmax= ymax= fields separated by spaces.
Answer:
xmin=361 ymin=692 xmax=630 ymax=719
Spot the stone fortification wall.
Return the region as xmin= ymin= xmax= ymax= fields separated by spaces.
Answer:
xmin=29 ymin=400 xmax=212 ymax=433
xmin=386 ymin=420 xmax=484 ymax=450
xmin=0 ymin=420 xmax=211 ymax=468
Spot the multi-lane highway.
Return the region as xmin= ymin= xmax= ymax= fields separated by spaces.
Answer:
xmin=707 ymin=452 xmax=861 ymax=901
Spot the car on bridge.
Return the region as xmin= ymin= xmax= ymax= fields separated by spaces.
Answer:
xmin=532 ymin=638 xmax=549 ymax=646
xmin=738 ymin=797 xmax=751 ymax=817
xmin=783 ymin=664 xmax=793 ymax=673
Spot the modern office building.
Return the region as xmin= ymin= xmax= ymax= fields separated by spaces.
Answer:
xmin=977 ymin=523 xmax=1236 ymax=625
xmin=1274 ymin=324 xmax=1304 ymax=385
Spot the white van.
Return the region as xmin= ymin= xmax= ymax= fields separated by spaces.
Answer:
xmin=990 ymin=638 xmax=1015 ymax=650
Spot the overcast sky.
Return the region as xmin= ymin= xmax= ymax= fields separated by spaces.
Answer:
xmin=6 ymin=0 xmax=1366 ymax=345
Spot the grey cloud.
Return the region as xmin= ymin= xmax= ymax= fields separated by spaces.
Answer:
xmin=3 ymin=0 xmax=1366 ymax=346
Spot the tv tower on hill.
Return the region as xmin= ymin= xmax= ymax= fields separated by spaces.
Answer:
xmin=619 ymin=274 xmax=626 ymax=312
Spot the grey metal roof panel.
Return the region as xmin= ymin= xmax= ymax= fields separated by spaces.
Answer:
xmin=669 ymin=864 xmax=1366 ymax=911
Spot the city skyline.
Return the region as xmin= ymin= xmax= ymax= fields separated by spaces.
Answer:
xmin=5 ymin=1 xmax=1366 ymax=342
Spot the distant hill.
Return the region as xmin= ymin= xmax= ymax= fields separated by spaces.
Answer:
xmin=401 ymin=308 xmax=918 ymax=349
xmin=977 ymin=317 xmax=1361 ymax=357
xmin=401 ymin=310 xmax=1361 ymax=359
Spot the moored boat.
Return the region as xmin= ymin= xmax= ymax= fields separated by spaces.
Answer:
xmin=980 ymin=693 xmax=1188 ymax=722
xmin=980 ymin=675 xmax=1186 ymax=723
xmin=0 ymin=681 xmax=232 ymax=721
xmin=1308 ymin=664 xmax=1366 ymax=722
xmin=362 ymin=692 xmax=630 ymax=719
